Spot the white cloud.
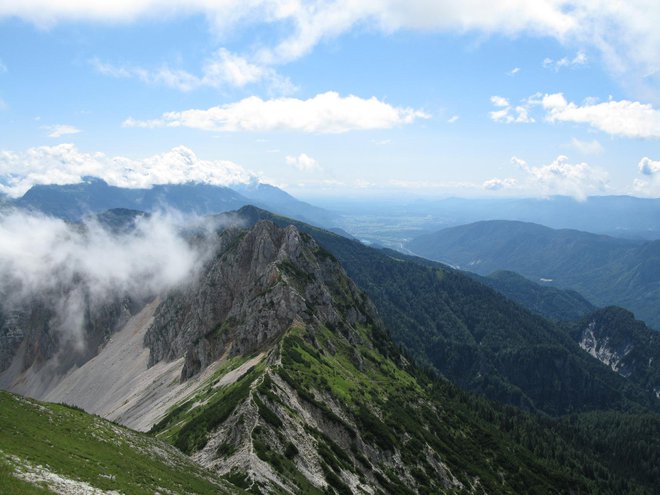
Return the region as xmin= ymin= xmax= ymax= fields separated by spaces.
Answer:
xmin=491 ymin=96 xmax=509 ymax=108
xmin=639 ymin=157 xmax=660 ymax=176
xmin=286 ymin=153 xmax=320 ymax=172
xmin=483 ymin=177 xmax=517 ymax=190
xmin=513 ymin=155 xmax=609 ymax=200
xmin=507 ymin=67 xmax=521 ymax=76
xmin=543 ymin=50 xmax=587 ymax=71
xmin=542 ymin=93 xmax=660 ymax=138
xmin=569 ymin=137 xmax=604 ymax=155
xmin=485 ymin=155 xmax=609 ymax=199
xmin=0 ymin=144 xmax=256 ymax=197
xmin=0 ymin=1 xmax=578 ymax=44
xmin=489 ymin=96 xmax=534 ymax=124
xmin=492 ymin=91 xmax=660 ymax=138
xmin=44 ymin=124 xmax=81 ymax=138
xmin=6 ymin=1 xmax=660 ymax=92
xmin=124 ymin=91 xmax=429 ymax=133
xmin=92 ymin=49 xmax=294 ymax=93
xmin=0 ymin=209 xmax=221 ymax=347
xmin=447 ymin=115 xmax=460 ymax=124
xmin=634 ymin=157 xmax=660 ymax=195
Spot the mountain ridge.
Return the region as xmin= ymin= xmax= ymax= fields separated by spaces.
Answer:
xmin=1 ymin=208 xmax=659 ymax=492
xmin=11 ymin=177 xmax=335 ymax=227
xmin=407 ymin=219 xmax=660 ymax=330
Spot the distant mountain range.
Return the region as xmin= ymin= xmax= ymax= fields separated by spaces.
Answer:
xmin=317 ymin=195 xmax=660 ymax=250
xmin=421 ymin=195 xmax=660 ymax=239
xmin=10 ymin=177 xmax=336 ymax=227
xmin=408 ymin=219 xmax=660 ymax=330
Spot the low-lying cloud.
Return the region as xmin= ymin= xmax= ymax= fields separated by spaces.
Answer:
xmin=484 ymin=155 xmax=609 ymax=200
xmin=634 ymin=156 xmax=660 ymax=196
xmin=0 ymin=209 xmax=221 ymax=348
xmin=0 ymin=144 xmax=255 ymax=198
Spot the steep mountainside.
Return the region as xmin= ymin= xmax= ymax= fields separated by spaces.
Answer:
xmin=471 ymin=270 xmax=596 ymax=321
xmin=2 ymin=218 xmax=659 ymax=492
xmin=225 ymin=207 xmax=659 ymax=416
xmin=407 ymin=220 xmax=660 ymax=330
xmin=131 ymin=220 xmax=655 ymax=493
xmin=567 ymin=307 xmax=660 ymax=398
xmin=366 ymin=250 xmax=596 ymax=323
xmin=0 ymin=391 xmax=240 ymax=495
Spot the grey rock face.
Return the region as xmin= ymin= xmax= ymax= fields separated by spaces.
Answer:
xmin=0 ymin=291 xmax=144 ymax=375
xmin=577 ymin=307 xmax=660 ymax=399
xmin=145 ymin=220 xmax=377 ymax=380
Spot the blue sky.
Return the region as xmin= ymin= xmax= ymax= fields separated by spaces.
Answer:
xmin=1 ymin=1 xmax=659 ymax=199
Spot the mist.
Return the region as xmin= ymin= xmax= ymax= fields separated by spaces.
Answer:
xmin=0 ymin=208 xmax=226 ymax=350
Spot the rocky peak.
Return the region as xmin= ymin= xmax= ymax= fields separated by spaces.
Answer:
xmin=144 ymin=220 xmax=376 ymax=380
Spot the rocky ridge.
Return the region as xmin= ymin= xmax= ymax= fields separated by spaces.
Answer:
xmin=0 ymin=216 xmax=655 ymax=493
xmin=144 ymin=220 xmax=376 ymax=381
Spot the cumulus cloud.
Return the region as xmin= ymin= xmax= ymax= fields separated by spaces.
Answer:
xmin=286 ymin=153 xmax=320 ymax=172
xmin=513 ymin=155 xmax=609 ymax=200
xmin=124 ymin=91 xmax=429 ymax=133
xmin=491 ymin=92 xmax=660 ymax=138
xmin=633 ymin=157 xmax=660 ymax=195
xmin=44 ymin=124 xmax=81 ymax=138
xmin=0 ymin=144 xmax=256 ymax=197
xmin=0 ymin=208 xmax=222 ymax=349
xmin=543 ymin=50 xmax=587 ymax=71
xmin=489 ymin=96 xmax=534 ymax=124
xmin=541 ymin=93 xmax=660 ymax=138
xmin=485 ymin=155 xmax=608 ymax=199
xmin=639 ymin=157 xmax=660 ymax=176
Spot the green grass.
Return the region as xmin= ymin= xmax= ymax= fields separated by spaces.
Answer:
xmin=0 ymin=391 xmax=242 ymax=495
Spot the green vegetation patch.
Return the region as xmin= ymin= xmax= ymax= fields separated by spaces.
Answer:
xmin=153 ymin=362 xmax=262 ymax=454
xmin=0 ymin=391 xmax=240 ymax=495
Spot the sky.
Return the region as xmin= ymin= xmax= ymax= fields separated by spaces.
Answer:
xmin=1 ymin=1 xmax=660 ymax=200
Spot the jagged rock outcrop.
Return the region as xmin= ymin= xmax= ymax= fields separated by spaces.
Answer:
xmin=144 ymin=220 xmax=377 ymax=380
xmin=574 ymin=307 xmax=660 ymax=398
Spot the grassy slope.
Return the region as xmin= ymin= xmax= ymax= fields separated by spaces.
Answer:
xmin=0 ymin=391 xmax=242 ymax=495
xmin=153 ymin=318 xmax=659 ymax=494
